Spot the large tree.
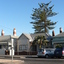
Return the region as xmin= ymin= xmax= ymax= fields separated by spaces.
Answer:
xmin=30 ymin=1 xmax=57 ymax=33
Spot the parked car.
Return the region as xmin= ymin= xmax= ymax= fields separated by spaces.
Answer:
xmin=54 ymin=47 xmax=64 ymax=58
xmin=37 ymin=48 xmax=55 ymax=58
xmin=54 ymin=48 xmax=62 ymax=58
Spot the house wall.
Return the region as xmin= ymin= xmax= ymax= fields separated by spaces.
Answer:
xmin=52 ymin=37 xmax=64 ymax=47
xmin=0 ymin=49 xmax=5 ymax=55
xmin=13 ymin=38 xmax=18 ymax=52
xmin=0 ymin=38 xmax=18 ymax=55
xmin=17 ymin=34 xmax=29 ymax=52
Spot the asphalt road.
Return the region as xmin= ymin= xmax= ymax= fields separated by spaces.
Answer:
xmin=22 ymin=59 xmax=64 ymax=64
xmin=23 ymin=61 xmax=64 ymax=64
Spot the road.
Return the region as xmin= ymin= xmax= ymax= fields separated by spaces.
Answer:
xmin=0 ymin=56 xmax=64 ymax=64
xmin=23 ymin=61 xmax=64 ymax=64
xmin=22 ymin=58 xmax=64 ymax=64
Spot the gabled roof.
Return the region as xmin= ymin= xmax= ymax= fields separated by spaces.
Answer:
xmin=30 ymin=33 xmax=51 ymax=40
xmin=18 ymin=33 xmax=33 ymax=41
xmin=0 ymin=35 xmax=19 ymax=42
xmin=0 ymin=35 xmax=11 ymax=42
xmin=23 ymin=33 xmax=33 ymax=41
xmin=55 ymin=32 xmax=64 ymax=37
xmin=19 ymin=33 xmax=52 ymax=41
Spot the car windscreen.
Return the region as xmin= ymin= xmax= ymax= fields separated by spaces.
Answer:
xmin=46 ymin=50 xmax=51 ymax=52
xmin=38 ymin=49 xmax=44 ymax=52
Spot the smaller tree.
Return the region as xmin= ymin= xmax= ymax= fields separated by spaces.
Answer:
xmin=32 ymin=36 xmax=48 ymax=49
xmin=55 ymin=44 xmax=62 ymax=49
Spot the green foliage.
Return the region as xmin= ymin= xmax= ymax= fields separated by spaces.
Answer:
xmin=32 ymin=36 xmax=49 ymax=49
xmin=30 ymin=1 xmax=57 ymax=33
xmin=55 ymin=44 xmax=62 ymax=48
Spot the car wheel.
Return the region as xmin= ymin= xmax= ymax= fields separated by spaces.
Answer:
xmin=38 ymin=56 xmax=41 ymax=58
xmin=45 ymin=54 xmax=49 ymax=58
xmin=58 ymin=56 xmax=61 ymax=58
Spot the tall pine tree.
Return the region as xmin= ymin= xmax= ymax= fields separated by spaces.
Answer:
xmin=30 ymin=1 xmax=57 ymax=33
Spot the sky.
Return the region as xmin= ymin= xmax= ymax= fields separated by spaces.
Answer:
xmin=0 ymin=0 xmax=64 ymax=36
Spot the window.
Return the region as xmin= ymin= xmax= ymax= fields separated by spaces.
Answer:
xmin=19 ymin=45 xmax=28 ymax=51
xmin=46 ymin=50 xmax=51 ymax=52
xmin=0 ymin=45 xmax=2 ymax=49
xmin=19 ymin=45 xmax=22 ymax=50
xmin=38 ymin=49 xmax=44 ymax=52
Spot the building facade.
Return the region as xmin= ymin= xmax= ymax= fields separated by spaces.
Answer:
xmin=52 ymin=32 xmax=64 ymax=48
xmin=0 ymin=28 xmax=19 ymax=55
xmin=0 ymin=35 xmax=18 ymax=55
xmin=17 ymin=33 xmax=52 ymax=53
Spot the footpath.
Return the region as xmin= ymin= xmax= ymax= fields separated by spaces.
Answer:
xmin=0 ymin=59 xmax=24 ymax=64
xmin=0 ymin=55 xmax=37 ymax=64
xmin=0 ymin=55 xmax=26 ymax=64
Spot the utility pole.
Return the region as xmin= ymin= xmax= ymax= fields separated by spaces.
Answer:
xmin=11 ymin=39 xmax=14 ymax=63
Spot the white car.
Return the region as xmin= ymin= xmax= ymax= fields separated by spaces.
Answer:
xmin=37 ymin=48 xmax=55 ymax=58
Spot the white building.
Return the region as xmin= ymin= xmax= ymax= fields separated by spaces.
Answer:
xmin=0 ymin=28 xmax=19 ymax=55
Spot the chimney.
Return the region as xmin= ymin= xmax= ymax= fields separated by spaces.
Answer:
xmin=13 ymin=28 xmax=16 ymax=36
xmin=1 ymin=30 xmax=4 ymax=36
xmin=52 ymin=30 xmax=55 ymax=36
xmin=60 ymin=27 xmax=62 ymax=33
